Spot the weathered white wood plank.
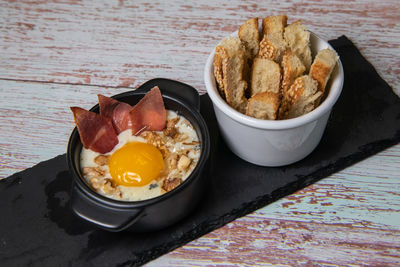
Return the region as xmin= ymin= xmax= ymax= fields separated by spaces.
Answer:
xmin=257 ymin=153 xmax=400 ymax=230
xmin=149 ymin=217 xmax=400 ymax=266
xmin=0 ymin=0 xmax=399 ymax=96
xmin=0 ymin=80 xmax=130 ymax=178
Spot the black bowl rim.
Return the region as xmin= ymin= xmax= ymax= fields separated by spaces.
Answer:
xmin=67 ymin=82 xmax=210 ymax=209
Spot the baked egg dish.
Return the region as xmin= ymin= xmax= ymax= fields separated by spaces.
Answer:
xmin=80 ymin=110 xmax=200 ymax=201
xmin=71 ymin=86 xmax=201 ymax=202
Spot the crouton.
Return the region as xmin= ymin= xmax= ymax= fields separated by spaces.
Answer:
xmin=214 ymin=37 xmax=248 ymax=112
xmin=309 ymin=48 xmax=338 ymax=105
xmin=279 ymin=75 xmax=321 ymax=119
xmin=281 ymin=49 xmax=306 ymax=96
xmin=246 ymin=92 xmax=280 ymax=120
xmin=238 ymin=17 xmax=260 ymax=58
xmin=284 ymin=21 xmax=312 ymax=71
xmin=250 ymin=57 xmax=281 ymax=96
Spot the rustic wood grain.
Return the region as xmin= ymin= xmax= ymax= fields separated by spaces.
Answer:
xmin=0 ymin=0 xmax=399 ymax=96
xmin=149 ymin=148 xmax=400 ymax=266
xmin=0 ymin=0 xmax=399 ymax=266
xmin=150 ymin=217 xmax=400 ymax=266
xmin=0 ymin=80 xmax=131 ymax=178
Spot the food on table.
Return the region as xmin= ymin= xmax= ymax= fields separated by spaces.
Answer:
xmin=213 ymin=36 xmax=248 ymax=113
xmin=258 ymin=33 xmax=287 ymax=63
xmin=71 ymin=87 xmax=201 ymax=201
xmin=70 ymin=107 xmax=118 ymax=154
xmin=259 ymin=15 xmax=287 ymax=63
xmin=238 ymin=17 xmax=260 ymax=58
xmin=213 ymin=15 xmax=338 ymax=120
xmin=261 ymin=15 xmax=287 ymax=37
xmin=98 ymin=87 xmax=166 ymax=135
xmin=250 ymin=57 xmax=281 ymax=96
xmin=309 ymin=48 xmax=339 ymax=106
xmin=284 ymin=21 xmax=313 ymax=71
xmin=98 ymin=94 xmax=133 ymax=134
xmin=278 ymin=75 xmax=320 ymax=119
xmin=245 ymin=91 xmax=280 ymax=120
xmin=281 ymin=49 xmax=306 ymax=96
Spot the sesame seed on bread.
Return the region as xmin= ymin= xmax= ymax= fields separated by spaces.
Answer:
xmin=258 ymin=33 xmax=287 ymax=63
xmin=259 ymin=15 xmax=288 ymax=63
xmin=281 ymin=49 xmax=306 ymax=97
xmin=214 ymin=45 xmax=227 ymax=99
xmin=213 ymin=16 xmax=338 ymax=121
xmin=278 ymin=75 xmax=321 ymax=119
xmin=214 ymin=36 xmax=248 ymax=113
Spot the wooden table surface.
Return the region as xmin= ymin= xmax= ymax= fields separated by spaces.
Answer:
xmin=1 ymin=0 xmax=399 ymax=265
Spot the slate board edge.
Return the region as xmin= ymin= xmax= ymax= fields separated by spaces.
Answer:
xmin=127 ymin=136 xmax=400 ymax=267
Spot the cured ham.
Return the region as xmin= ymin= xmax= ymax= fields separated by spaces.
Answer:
xmin=130 ymin=86 xmax=166 ymax=134
xmin=98 ymin=94 xmax=119 ymax=118
xmin=98 ymin=94 xmax=133 ymax=134
xmin=99 ymin=87 xmax=166 ymax=135
xmin=71 ymin=107 xmax=118 ymax=154
xmin=71 ymin=86 xmax=167 ymax=152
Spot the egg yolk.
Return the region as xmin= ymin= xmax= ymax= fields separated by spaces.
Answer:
xmin=108 ymin=142 xmax=165 ymax=187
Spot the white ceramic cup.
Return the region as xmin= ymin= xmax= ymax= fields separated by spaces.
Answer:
xmin=204 ymin=32 xmax=344 ymax=166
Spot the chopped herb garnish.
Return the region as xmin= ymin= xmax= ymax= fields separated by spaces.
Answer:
xmin=149 ymin=183 xmax=158 ymax=190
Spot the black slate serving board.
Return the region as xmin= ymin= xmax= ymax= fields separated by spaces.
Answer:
xmin=1 ymin=36 xmax=399 ymax=267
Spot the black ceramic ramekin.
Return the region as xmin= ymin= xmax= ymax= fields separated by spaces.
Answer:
xmin=67 ymin=78 xmax=210 ymax=232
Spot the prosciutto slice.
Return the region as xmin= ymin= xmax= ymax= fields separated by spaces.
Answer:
xmin=71 ymin=107 xmax=118 ymax=154
xmin=130 ymin=86 xmax=166 ymax=135
xmin=71 ymin=86 xmax=167 ymax=153
xmin=98 ymin=94 xmax=119 ymax=118
xmin=98 ymin=94 xmax=133 ymax=134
